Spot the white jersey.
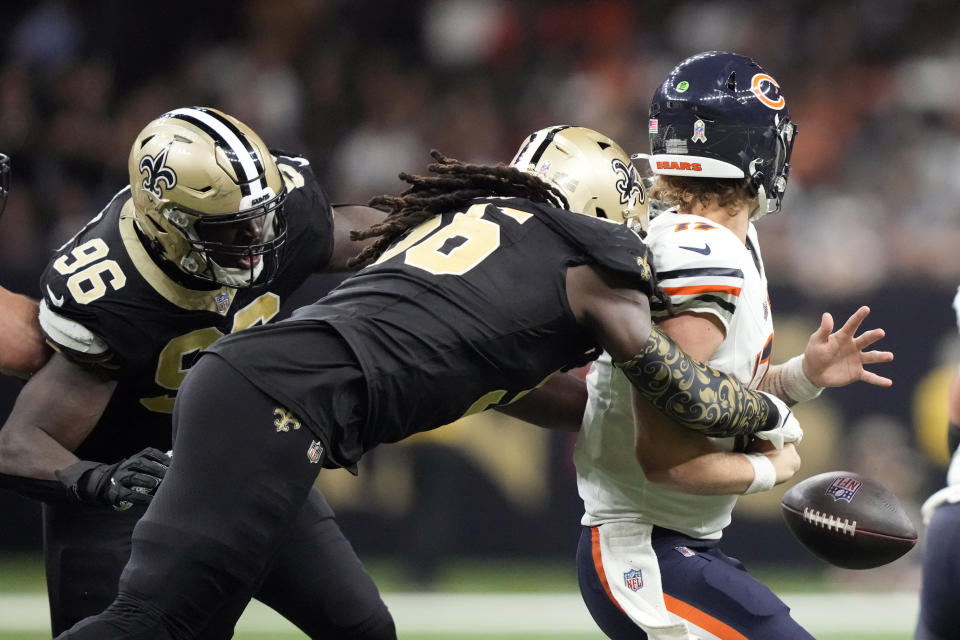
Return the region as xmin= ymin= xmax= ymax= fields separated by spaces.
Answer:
xmin=951 ymin=286 xmax=960 ymax=487
xmin=575 ymin=210 xmax=774 ymax=539
xmin=921 ymin=286 xmax=960 ymax=523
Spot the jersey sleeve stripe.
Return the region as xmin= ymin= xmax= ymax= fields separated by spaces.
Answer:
xmin=651 ymin=294 xmax=737 ymax=316
xmin=675 ymin=293 xmax=737 ymax=315
xmin=657 ymin=266 xmax=744 ymax=280
xmin=652 ymin=293 xmax=738 ymax=326
xmin=662 ymin=284 xmax=741 ymax=297
xmin=38 ymin=299 xmax=110 ymax=355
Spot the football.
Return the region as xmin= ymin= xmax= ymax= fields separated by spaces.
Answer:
xmin=780 ymin=471 xmax=917 ymax=569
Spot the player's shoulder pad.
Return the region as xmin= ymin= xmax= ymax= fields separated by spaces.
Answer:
xmin=272 ymin=151 xmax=319 ymax=193
xmin=646 ymin=211 xmax=745 ymax=272
xmin=38 ymin=299 xmax=110 ymax=359
xmin=273 ymin=150 xmax=311 ymax=169
xmin=273 ymin=150 xmax=313 ymax=173
xmin=645 ymin=211 xmax=745 ymax=325
xmin=526 ymin=201 xmax=655 ymax=298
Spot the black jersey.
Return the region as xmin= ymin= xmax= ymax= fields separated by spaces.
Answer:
xmin=38 ymin=155 xmax=334 ymax=461
xmin=207 ymin=197 xmax=655 ymax=468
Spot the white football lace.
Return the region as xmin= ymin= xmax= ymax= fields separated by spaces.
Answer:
xmin=802 ymin=508 xmax=857 ymax=536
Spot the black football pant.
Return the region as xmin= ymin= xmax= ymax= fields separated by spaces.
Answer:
xmin=43 ymin=500 xmax=145 ymax=634
xmin=55 ymin=353 xmax=393 ymax=640
xmin=44 ymin=490 xmax=392 ymax=638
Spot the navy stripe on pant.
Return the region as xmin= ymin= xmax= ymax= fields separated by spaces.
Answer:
xmin=916 ymin=501 xmax=960 ymax=640
xmin=576 ymin=526 xmax=813 ymax=639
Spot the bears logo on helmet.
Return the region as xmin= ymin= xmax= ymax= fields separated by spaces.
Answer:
xmin=648 ymin=51 xmax=797 ymax=220
xmin=750 ymin=73 xmax=786 ymax=110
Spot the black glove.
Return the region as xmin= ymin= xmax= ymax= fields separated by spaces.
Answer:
xmin=55 ymin=447 xmax=171 ymax=511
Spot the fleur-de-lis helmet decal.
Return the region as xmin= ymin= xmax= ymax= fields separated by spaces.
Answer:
xmin=138 ymin=145 xmax=177 ymax=198
xmin=612 ymin=157 xmax=644 ymax=208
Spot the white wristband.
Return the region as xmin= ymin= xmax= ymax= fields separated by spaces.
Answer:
xmin=743 ymin=453 xmax=777 ymax=495
xmin=781 ymin=354 xmax=824 ymax=403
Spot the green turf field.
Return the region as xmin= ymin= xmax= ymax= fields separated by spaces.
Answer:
xmin=0 ymin=554 xmax=917 ymax=639
xmin=0 ymin=633 xmax=911 ymax=640
xmin=0 ymin=555 xmax=844 ymax=594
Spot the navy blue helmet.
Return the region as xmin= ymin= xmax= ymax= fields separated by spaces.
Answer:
xmin=0 ymin=153 xmax=9 ymax=218
xmin=647 ymin=51 xmax=797 ymax=218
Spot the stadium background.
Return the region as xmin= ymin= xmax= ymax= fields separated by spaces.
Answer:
xmin=0 ymin=0 xmax=957 ymax=637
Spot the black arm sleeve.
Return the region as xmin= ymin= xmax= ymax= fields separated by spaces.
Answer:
xmin=949 ymin=421 xmax=960 ymax=456
xmin=0 ymin=472 xmax=71 ymax=503
xmin=615 ymin=326 xmax=780 ymax=437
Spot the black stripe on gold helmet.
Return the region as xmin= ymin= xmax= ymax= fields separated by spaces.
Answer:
xmin=510 ymin=126 xmax=648 ymax=233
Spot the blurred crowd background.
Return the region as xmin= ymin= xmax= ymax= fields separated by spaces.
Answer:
xmin=1 ymin=0 xmax=959 ymax=586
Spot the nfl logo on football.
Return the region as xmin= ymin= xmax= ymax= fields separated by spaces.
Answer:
xmin=825 ymin=476 xmax=862 ymax=503
xmin=623 ymin=568 xmax=643 ymax=592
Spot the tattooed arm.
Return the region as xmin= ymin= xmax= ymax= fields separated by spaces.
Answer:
xmin=614 ymin=326 xmax=783 ymax=437
xmin=566 ymin=264 xmax=786 ymax=438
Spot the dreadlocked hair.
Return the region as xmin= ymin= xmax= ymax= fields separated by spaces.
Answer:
xmin=347 ymin=150 xmax=569 ymax=267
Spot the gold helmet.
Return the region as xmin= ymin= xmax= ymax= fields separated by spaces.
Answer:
xmin=510 ymin=126 xmax=648 ymax=232
xmin=128 ymin=107 xmax=288 ymax=288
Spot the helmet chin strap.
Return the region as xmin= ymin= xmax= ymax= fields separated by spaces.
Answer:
xmin=749 ymin=187 xmax=769 ymax=221
xmin=208 ymin=259 xmax=263 ymax=288
xmin=177 ymin=250 xmax=261 ymax=288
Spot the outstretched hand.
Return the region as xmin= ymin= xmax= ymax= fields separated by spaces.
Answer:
xmin=802 ymin=306 xmax=893 ymax=389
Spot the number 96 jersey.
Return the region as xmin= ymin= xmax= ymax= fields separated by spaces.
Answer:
xmin=37 ymin=155 xmax=334 ymax=462
xmin=208 ymin=196 xmax=656 ymax=469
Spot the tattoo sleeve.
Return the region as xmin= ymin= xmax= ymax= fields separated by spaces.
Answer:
xmin=615 ymin=326 xmax=780 ymax=437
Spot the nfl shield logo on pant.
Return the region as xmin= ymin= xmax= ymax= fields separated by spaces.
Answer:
xmin=307 ymin=440 xmax=324 ymax=464
xmin=623 ymin=568 xmax=643 ymax=591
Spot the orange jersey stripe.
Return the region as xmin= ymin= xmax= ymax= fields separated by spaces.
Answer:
xmin=662 ymin=284 xmax=742 ymax=297
xmin=590 ymin=527 xmax=627 ymax=614
xmin=663 ymin=594 xmax=748 ymax=640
